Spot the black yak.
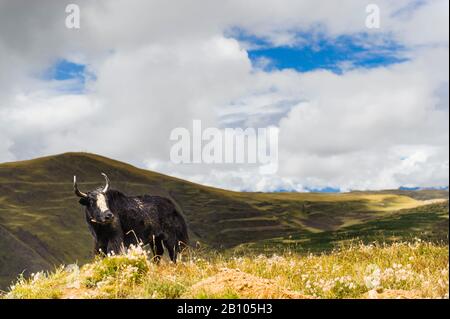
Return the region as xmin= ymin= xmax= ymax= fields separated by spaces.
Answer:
xmin=74 ymin=173 xmax=189 ymax=262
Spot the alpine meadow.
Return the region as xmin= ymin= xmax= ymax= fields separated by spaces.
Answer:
xmin=0 ymin=153 xmax=448 ymax=298
xmin=0 ymin=0 xmax=449 ymax=302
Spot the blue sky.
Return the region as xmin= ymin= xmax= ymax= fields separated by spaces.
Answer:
xmin=45 ymin=59 xmax=88 ymax=93
xmin=51 ymin=59 xmax=86 ymax=81
xmin=232 ymin=30 xmax=409 ymax=73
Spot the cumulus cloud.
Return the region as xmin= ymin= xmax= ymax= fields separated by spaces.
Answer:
xmin=0 ymin=0 xmax=448 ymax=191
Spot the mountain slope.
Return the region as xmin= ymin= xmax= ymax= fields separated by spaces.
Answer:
xmin=0 ymin=152 xmax=448 ymax=289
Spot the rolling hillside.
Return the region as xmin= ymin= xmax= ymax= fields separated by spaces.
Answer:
xmin=0 ymin=152 xmax=448 ymax=290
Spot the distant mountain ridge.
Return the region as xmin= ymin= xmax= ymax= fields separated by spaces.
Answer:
xmin=399 ymin=186 xmax=449 ymax=191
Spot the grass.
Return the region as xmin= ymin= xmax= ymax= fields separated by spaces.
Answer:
xmin=3 ymin=241 xmax=448 ymax=299
xmin=237 ymin=202 xmax=449 ymax=254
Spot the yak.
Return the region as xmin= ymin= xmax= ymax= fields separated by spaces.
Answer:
xmin=74 ymin=173 xmax=189 ymax=262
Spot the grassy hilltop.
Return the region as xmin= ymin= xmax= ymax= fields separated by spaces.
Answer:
xmin=0 ymin=152 xmax=448 ymax=294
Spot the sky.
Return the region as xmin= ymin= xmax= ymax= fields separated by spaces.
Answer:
xmin=0 ymin=0 xmax=448 ymax=192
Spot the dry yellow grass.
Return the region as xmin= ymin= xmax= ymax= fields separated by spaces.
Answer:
xmin=3 ymin=240 xmax=448 ymax=299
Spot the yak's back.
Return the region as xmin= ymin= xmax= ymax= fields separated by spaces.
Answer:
xmin=135 ymin=195 xmax=175 ymax=213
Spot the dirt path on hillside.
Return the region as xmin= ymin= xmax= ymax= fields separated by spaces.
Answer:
xmin=183 ymin=268 xmax=313 ymax=299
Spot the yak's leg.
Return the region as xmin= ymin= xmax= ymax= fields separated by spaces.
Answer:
xmin=163 ymin=239 xmax=177 ymax=263
xmin=149 ymin=236 xmax=157 ymax=256
xmin=94 ymin=240 xmax=108 ymax=256
xmin=107 ymin=236 xmax=125 ymax=255
xmin=149 ymin=241 xmax=157 ymax=256
xmin=153 ymin=239 xmax=164 ymax=263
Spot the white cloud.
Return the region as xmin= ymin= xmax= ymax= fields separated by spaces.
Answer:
xmin=0 ymin=0 xmax=448 ymax=191
xmin=0 ymin=134 xmax=14 ymax=163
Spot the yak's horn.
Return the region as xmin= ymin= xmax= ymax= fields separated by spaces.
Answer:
xmin=73 ymin=176 xmax=88 ymax=198
xmin=101 ymin=173 xmax=110 ymax=193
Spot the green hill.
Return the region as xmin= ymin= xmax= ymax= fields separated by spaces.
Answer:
xmin=0 ymin=152 xmax=448 ymax=290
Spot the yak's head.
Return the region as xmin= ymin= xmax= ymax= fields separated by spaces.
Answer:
xmin=74 ymin=173 xmax=115 ymax=224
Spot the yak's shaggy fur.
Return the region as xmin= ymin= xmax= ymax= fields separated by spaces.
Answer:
xmin=78 ymin=185 xmax=189 ymax=262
